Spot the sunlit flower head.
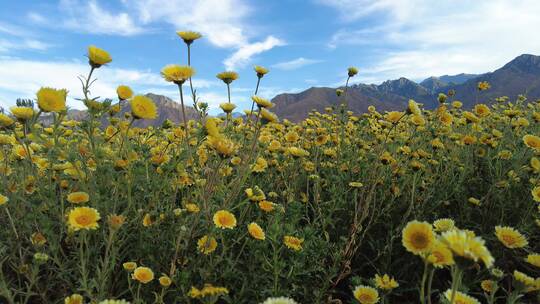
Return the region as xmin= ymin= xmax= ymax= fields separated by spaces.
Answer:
xmin=197 ymin=235 xmax=218 ymax=255
xmin=67 ymin=192 xmax=90 ymax=204
xmin=481 ymin=280 xmax=495 ymax=293
xmin=252 ymin=96 xmax=273 ymax=108
xmin=407 ymin=99 xmax=421 ymax=115
xmin=213 ymin=210 xmax=237 ymax=229
xmin=254 ymin=65 xmax=269 ymax=78
xmin=374 ymin=274 xmax=399 ymax=290
xmin=188 ymin=284 xmax=229 ymax=299
xmin=159 ymin=275 xmax=172 ymax=287
xmin=348 ymin=66 xmax=359 ymax=77
xmin=441 ymin=229 xmax=494 ymax=268
xmin=130 ymin=95 xmax=157 ymax=120
xmin=427 ymin=240 xmax=454 ymax=268
xmin=525 ymin=253 xmax=540 ymax=268
xmin=0 ymin=113 xmax=15 ymax=127
xmin=0 ymin=193 xmax=8 ymax=206
xmin=123 ymin=262 xmax=137 ymax=271
xmin=260 ymin=108 xmax=279 ymax=123
xmin=176 ymin=31 xmax=202 ymax=44
xmin=477 ymin=81 xmax=491 ymax=91
xmin=87 ymin=45 xmax=112 ymax=68
xmin=385 ymin=111 xmax=405 ymax=124
xmin=495 ymin=226 xmax=528 ymax=249
xmin=433 ymin=218 xmax=455 ymax=232
xmin=10 ymin=107 xmax=34 ymax=121
xmin=513 ymin=270 xmax=539 ymax=292
xmin=37 ymin=87 xmax=67 ymax=113
xmin=248 ymin=222 xmax=265 ymax=240
xmin=107 ymin=214 xmax=126 ymax=230
xmin=261 ymin=297 xmax=298 ymax=304
xmin=116 ymin=85 xmax=133 ymax=100
xmin=161 ymin=64 xmax=195 ymax=84
xmin=67 ymin=207 xmax=101 ymax=231
xmin=443 ymin=289 xmax=480 ymax=304
xmin=220 ymin=103 xmax=237 ymax=113
xmin=474 ymin=104 xmax=491 ymax=117
xmin=284 ymin=235 xmax=304 ymax=251
xmin=132 ymin=266 xmax=154 ymax=284
xmin=402 ymin=220 xmax=435 ymax=255
xmin=523 ymin=134 xmax=540 ymax=151
xmin=216 ymin=71 xmax=239 ymax=84
xmin=353 ymin=285 xmax=379 ymax=304
xmin=532 ymin=186 xmax=540 ymax=202
xmin=64 ymin=294 xmax=84 ymax=304
xmin=207 ymin=135 xmax=236 ymax=156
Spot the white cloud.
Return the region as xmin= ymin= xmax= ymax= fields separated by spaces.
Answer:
xmin=129 ymin=0 xmax=250 ymax=47
xmin=224 ymin=36 xmax=285 ymax=70
xmin=127 ymin=0 xmax=283 ymax=69
xmin=59 ymin=0 xmax=145 ymax=36
xmin=322 ymin=0 xmax=540 ymax=82
xmin=0 ymin=21 xmax=52 ymax=53
xmin=0 ymin=39 xmax=52 ymax=53
xmin=317 ymin=0 xmax=423 ymax=23
xmin=272 ymin=57 xmax=322 ymax=70
xmin=27 ymin=12 xmax=47 ymax=24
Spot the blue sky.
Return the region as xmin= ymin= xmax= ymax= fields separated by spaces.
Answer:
xmin=1 ymin=0 xmax=540 ymax=114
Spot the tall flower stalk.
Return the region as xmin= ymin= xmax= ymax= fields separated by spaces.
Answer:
xmin=177 ymin=31 xmax=202 ymax=114
xmin=161 ymin=64 xmax=196 ymax=140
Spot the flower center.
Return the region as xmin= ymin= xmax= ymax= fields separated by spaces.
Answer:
xmin=411 ymin=232 xmax=428 ymax=249
xmin=76 ymin=215 xmax=91 ymax=226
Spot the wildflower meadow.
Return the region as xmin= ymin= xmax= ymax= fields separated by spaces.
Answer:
xmin=1 ymin=31 xmax=540 ymax=304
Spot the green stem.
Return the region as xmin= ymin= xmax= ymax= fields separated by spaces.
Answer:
xmin=449 ymin=266 xmax=463 ymax=304
xmin=420 ymin=260 xmax=429 ymax=304
xmin=178 ymin=84 xmax=189 ymax=141
xmin=426 ymin=267 xmax=435 ymax=304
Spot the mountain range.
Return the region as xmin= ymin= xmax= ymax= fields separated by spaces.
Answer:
xmin=272 ymin=54 xmax=540 ymax=121
xmin=47 ymin=54 xmax=540 ymax=124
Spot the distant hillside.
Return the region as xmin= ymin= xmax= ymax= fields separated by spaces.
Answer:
xmin=272 ymin=54 xmax=540 ymax=121
xmin=47 ymin=93 xmax=198 ymax=127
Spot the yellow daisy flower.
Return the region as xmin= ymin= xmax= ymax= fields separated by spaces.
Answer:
xmin=443 ymin=289 xmax=480 ymax=304
xmin=495 ymin=226 xmax=528 ymax=249
xmin=67 ymin=207 xmax=100 ymax=231
xmin=130 ymin=95 xmax=157 ymax=120
xmin=197 ymin=235 xmax=218 ymax=255
xmin=283 ymin=235 xmax=304 ymax=251
xmin=213 ymin=210 xmax=237 ymax=229
xmin=216 ymin=71 xmax=239 ymax=84
xmin=0 ymin=193 xmax=8 ymax=206
xmin=64 ymin=294 xmax=84 ymax=304
xmin=10 ymin=106 xmax=34 ymax=121
xmin=525 ymin=253 xmax=540 ymax=268
xmin=402 ymin=220 xmax=435 ymax=255
xmin=132 ymin=266 xmax=154 ymax=284
xmin=523 ymin=135 xmax=540 ymax=150
xmin=353 ymin=285 xmax=379 ymax=304
xmin=66 ymin=192 xmax=90 ymax=204
xmin=116 ymin=85 xmax=133 ymax=100
xmin=161 ymin=64 xmax=195 ymax=84
xmin=247 ymin=222 xmax=265 ymax=240
xmin=176 ymin=31 xmax=202 ymax=44
xmin=374 ymin=274 xmax=399 ymax=290
xmin=37 ymin=87 xmax=67 ymax=113
xmin=532 ymin=186 xmax=540 ymax=202
xmin=87 ymin=45 xmax=112 ymax=67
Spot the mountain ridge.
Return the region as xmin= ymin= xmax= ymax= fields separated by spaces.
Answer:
xmin=271 ymin=54 xmax=540 ymax=121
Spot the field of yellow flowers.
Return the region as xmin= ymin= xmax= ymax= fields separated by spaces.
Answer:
xmin=0 ymin=31 xmax=540 ymax=304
